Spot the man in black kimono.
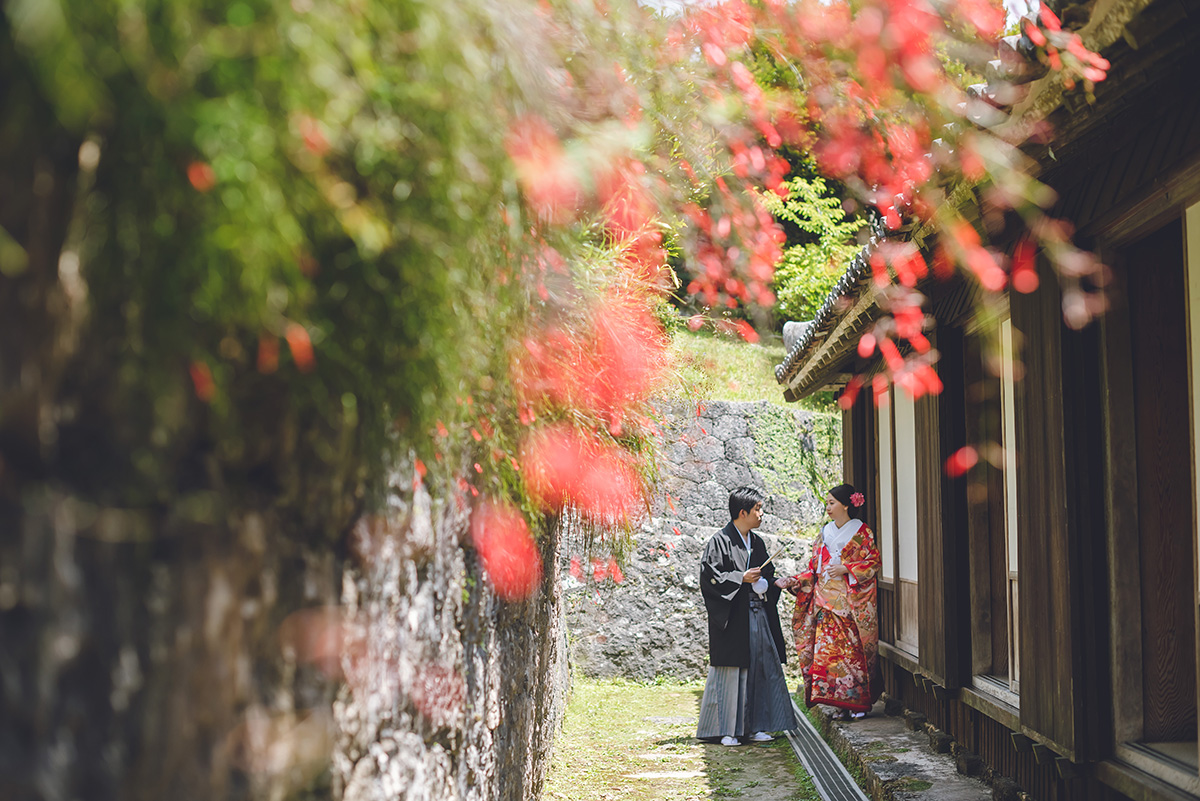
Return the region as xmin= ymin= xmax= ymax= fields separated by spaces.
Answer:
xmin=696 ymin=486 xmax=795 ymax=745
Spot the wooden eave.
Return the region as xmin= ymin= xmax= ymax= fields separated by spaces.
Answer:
xmin=779 ymin=276 xmax=883 ymax=401
xmin=774 ymin=217 xmax=892 ymax=400
xmin=776 ymin=0 xmax=1189 ymax=403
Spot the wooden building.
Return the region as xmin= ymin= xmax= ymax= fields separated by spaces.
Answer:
xmin=775 ymin=2 xmax=1200 ymax=799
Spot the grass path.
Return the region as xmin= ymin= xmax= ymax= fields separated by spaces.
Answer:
xmin=544 ymin=678 xmax=820 ymax=801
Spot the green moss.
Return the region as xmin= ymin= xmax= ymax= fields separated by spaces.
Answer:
xmin=889 ymin=777 xmax=934 ymax=792
xmin=751 ymin=405 xmax=841 ymax=532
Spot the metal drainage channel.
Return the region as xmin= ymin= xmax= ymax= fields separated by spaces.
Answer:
xmin=784 ymin=700 xmax=869 ymax=801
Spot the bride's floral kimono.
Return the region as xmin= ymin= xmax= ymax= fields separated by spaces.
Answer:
xmin=778 ymin=519 xmax=881 ymax=712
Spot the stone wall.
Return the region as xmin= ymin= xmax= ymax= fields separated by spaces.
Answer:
xmin=561 ymin=400 xmax=839 ymax=681
xmin=2 ymin=474 xmax=569 ymax=801
xmin=333 ymin=483 xmax=569 ymax=801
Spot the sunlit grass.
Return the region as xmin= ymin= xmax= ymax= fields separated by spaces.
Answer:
xmin=545 ymin=677 xmax=820 ymax=801
xmin=663 ymin=327 xmax=837 ymax=414
xmin=664 ymin=328 xmax=789 ymax=404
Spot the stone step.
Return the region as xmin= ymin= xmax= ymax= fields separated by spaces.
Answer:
xmin=807 ymin=700 xmax=993 ymax=801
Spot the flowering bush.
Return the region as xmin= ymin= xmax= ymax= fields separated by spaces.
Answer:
xmin=2 ymin=0 xmax=1109 ymax=599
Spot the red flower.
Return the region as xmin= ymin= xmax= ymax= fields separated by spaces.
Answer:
xmin=189 ymin=361 xmax=215 ymax=402
xmin=285 ymin=323 xmax=315 ymax=372
xmin=257 ymin=335 xmax=279 ymax=374
xmin=187 ymin=161 xmax=216 ymax=193
xmin=838 ymin=376 xmax=863 ymax=410
xmin=608 ymin=558 xmax=624 ymax=584
xmin=733 ymin=319 xmax=759 ymax=343
xmin=520 ymin=425 xmax=643 ymax=524
xmin=945 ymin=446 xmax=979 ymax=478
xmin=857 ymin=332 xmax=877 ymax=358
xmin=471 ymin=501 xmax=543 ymax=601
xmin=298 ymin=115 xmax=330 ymax=157
xmin=505 ymin=115 xmax=582 ymax=224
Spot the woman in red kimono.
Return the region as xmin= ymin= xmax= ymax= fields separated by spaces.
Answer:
xmin=777 ymin=483 xmax=880 ymax=719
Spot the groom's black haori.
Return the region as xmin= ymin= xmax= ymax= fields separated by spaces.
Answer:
xmin=696 ymin=486 xmax=796 ymax=742
xmin=701 ymin=521 xmax=788 ymax=666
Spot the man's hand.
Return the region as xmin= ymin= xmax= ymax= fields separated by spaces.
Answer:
xmin=742 ymin=567 xmax=762 ymax=583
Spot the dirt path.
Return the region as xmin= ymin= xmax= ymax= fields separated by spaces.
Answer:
xmin=544 ymin=679 xmax=819 ymax=801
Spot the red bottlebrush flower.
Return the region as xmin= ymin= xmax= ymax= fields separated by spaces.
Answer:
xmin=570 ymin=555 xmax=583 ymax=581
xmin=609 ymin=558 xmax=625 ymax=584
xmin=505 ymin=114 xmax=582 ymax=224
xmin=512 ymin=293 xmax=665 ymax=418
xmin=1024 ymin=21 xmax=1047 ymax=48
xmin=730 ymin=61 xmax=755 ymax=93
xmin=733 ymin=319 xmax=759 ymax=344
xmin=471 ymin=428 xmax=482 ymax=442
xmin=189 ymin=361 xmax=216 ymax=402
xmin=878 ymin=337 xmax=904 ymax=372
xmin=872 ymin=374 xmax=890 ymax=406
xmin=592 ymin=558 xmax=609 ymax=583
xmin=838 ymin=376 xmax=863 ymax=410
xmin=857 ymin=332 xmax=877 ymax=358
xmin=1011 ymin=239 xmax=1040 ymax=294
xmin=257 ymin=335 xmax=279 ymax=374
xmin=870 ymin=251 xmax=889 ymax=287
xmin=856 ymin=46 xmax=887 ymax=87
xmin=687 ymin=315 xmax=705 ymax=332
xmin=298 ymin=115 xmax=330 ymax=157
xmin=960 ymin=141 xmax=986 ymax=183
xmin=900 ymin=54 xmax=940 ymax=94
xmin=520 ymin=425 xmax=642 ymax=524
xmin=933 ymin=245 xmax=955 ymax=280
xmin=1038 ymin=5 xmax=1062 ymax=32
xmin=966 ymin=246 xmax=1006 ymax=292
xmin=436 ymin=421 xmax=449 ymax=437
xmin=959 ymin=0 xmax=1005 ymax=40
xmin=597 ymin=160 xmax=656 ymax=245
xmin=909 ymin=332 xmax=931 ymax=354
xmin=945 ymin=446 xmax=979 ymax=478
xmin=915 ymin=364 xmax=943 ymax=395
xmin=285 ymin=323 xmax=315 ymax=372
xmin=474 ymin=463 xmax=483 ymax=474
xmin=1012 ymin=268 xmax=1039 ymax=294
xmin=187 ymin=161 xmax=216 ymax=193
xmin=471 ymin=500 xmax=543 ymax=601
xmin=702 ymin=42 xmax=727 ymax=66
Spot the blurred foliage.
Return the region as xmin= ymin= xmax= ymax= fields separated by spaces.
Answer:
xmin=759 ymin=176 xmax=862 ymax=322
xmin=1 ymin=0 xmax=1116 ymax=542
xmin=1 ymin=0 xmax=556 ymax=522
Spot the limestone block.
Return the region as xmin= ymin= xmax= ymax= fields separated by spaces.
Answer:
xmin=725 ymin=436 xmax=756 ymax=463
xmin=711 ymin=413 xmax=749 ymax=440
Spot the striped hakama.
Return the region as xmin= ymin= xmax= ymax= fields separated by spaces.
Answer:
xmin=697 ymin=597 xmax=797 ymax=739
